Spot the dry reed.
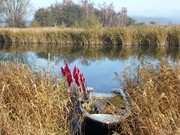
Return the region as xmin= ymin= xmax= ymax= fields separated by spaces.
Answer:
xmin=0 ymin=63 xmax=70 ymax=135
xmin=0 ymin=26 xmax=180 ymax=48
xmin=119 ymin=63 xmax=180 ymax=135
xmin=0 ymin=62 xmax=180 ymax=135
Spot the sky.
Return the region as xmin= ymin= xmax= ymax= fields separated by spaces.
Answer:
xmin=31 ymin=0 xmax=180 ymax=20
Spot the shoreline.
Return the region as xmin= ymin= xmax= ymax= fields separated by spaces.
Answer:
xmin=0 ymin=26 xmax=179 ymax=49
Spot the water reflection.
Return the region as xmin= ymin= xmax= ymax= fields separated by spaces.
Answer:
xmin=0 ymin=46 xmax=179 ymax=93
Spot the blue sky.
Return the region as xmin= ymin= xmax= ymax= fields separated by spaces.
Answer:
xmin=31 ymin=0 xmax=180 ymax=19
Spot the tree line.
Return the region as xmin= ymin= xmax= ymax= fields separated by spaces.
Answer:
xmin=0 ymin=0 xmax=135 ymax=27
xmin=33 ymin=0 xmax=135 ymax=27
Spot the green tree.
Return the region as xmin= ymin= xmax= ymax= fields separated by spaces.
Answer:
xmin=150 ymin=21 xmax=157 ymax=25
xmin=60 ymin=4 xmax=83 ymax=26
xmin=34 ymin=8 xmax=56 ymax=26
xmin=128 ymin=17 xmax=136 ymax=25
xmin=76 ymin=15 xmax=102 ymax=28
xmin=33 ymin=3 xmax=84 ymax=27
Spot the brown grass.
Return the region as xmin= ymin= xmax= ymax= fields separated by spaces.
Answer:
xmin=0 ymin=62 xmax=180 ymax=135
xmin=0 ymin=26 xmax=180 ymax=48
xmin=119 ymin=63 xmax=180 ymax=135
xmin=0 ymin=63 xmax=70 ymax=135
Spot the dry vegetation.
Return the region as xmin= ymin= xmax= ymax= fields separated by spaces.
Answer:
xmin=0 ymin=26 xmax=180 ymax=48
xmin=0 ymin=63 xmax=70 ymax=135
xmin=119 ymin=63 xmax=180 ymax=135
xmin=0 ymin=62 xmax=179 ymax=135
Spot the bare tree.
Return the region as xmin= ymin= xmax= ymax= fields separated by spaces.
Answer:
xmin=81 ymin=0 xmax=94 ymax=19
xmin=1 ymin=0 xmax=30 ymax=27
xmin=0 ymin=0 xmax=4 ymax=13
xmin=99 ymin=2 xmax=114 ymax=27
xmin=0 ymin=0 xmax=5 ymax=23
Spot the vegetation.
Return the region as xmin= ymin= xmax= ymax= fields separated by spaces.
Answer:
xmin=120 ymin=63 xmax=180 ymax=135
xmin=0 ymin=62 xmax=179 ymax=135
xmin=33 ymin=3 xmax=84 ymax=27
xmin=0 ymin=26 xmax=179 ymax=48
xmin=0 ymin=63 xmax=70 ymax=135
xmin=32 ymin=1 xmax=130 ymax=27
xmin=0 ymin=1 xmax=179 ymax=135
xmin=0 ymin=0 xmax=134 ymax=28
xmin=0 ymin=0 xmax=30 ymax=27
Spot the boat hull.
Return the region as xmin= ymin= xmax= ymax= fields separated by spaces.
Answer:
xmin=82 ymin=116 xmax=120 ymax=135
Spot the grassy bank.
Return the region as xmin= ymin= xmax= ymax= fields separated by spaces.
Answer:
xmin=0 ymin=26 xmax=180 ymax=48
xmin=0 ymin=63 xmax=70 ymax=135
xmin=120 ymin=63 xmax=180 ymax=135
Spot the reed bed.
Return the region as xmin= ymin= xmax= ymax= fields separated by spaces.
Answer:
xmin=0 ymin=62 xmax=179 ymax=135
xmin=0 ymin=26 xmax=180 ymax=48
xmin=119 ymin=63 xmax=180 ymax=135
xmin=0 ymin=63 xmax=70 ymax=135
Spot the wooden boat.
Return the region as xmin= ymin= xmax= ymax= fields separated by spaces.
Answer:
xmin=80 ymin=89 xmax=131 ymax=135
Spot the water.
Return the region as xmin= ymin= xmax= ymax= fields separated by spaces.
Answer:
xmin=0 ymin=47 xmax=179 ymax=93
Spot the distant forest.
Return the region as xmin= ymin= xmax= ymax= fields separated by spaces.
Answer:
xmin=0 ymin=0 xmax=136 ymax=27
xmin=33 ymin=0 xmax=135 ymax=27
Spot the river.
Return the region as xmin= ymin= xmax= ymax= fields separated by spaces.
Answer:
xmin=0 ymin=46 xmax=179 ymax=93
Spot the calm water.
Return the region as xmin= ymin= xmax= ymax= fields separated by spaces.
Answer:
xmin=0 ymin=47 xmax=179 ymax=93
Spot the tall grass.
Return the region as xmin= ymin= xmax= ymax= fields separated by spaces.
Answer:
xmin=0 ymin=63 xmax=70 ymax=135
xmin=167 ymin=27 xmax=180 ymax=48
xmin=0 ymin=26 xmax=180 ymax=48
xmin=0 ymin=62 xmax=179 ymax=135
xmin=119 ymin=63 xmax=180 ymax=135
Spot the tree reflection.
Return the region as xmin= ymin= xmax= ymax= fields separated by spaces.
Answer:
xmin=0 ymin=46 xmax=179 ymax=66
